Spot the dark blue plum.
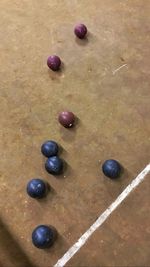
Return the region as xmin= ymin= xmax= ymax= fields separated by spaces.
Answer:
xmin=41 ymin=140 xmax=59 ymax=158
xmin=27 ymin=179 xmax=47 ymax=198
xmin=32 ymin=225 xmax=56 ymax=249
xmin=45 ymin=156 xmax=63 ymax=175
xmin=102 ymin=159 xmax=121 ymax=179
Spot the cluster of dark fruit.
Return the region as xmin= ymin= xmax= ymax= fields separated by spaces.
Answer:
xmin=26 ymin=23 xmax=122 ymax=250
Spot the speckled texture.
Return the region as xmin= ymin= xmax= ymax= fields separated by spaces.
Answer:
xmin=68 ymin=176 xmax=150 ymax=267
xmin=0 ymin=0 xmax=150 ymax=267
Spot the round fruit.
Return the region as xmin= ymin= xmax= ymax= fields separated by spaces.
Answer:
xmin=41 ymin=140 xmax=59 ymax=158
xmin=47 ymin=55 xmax=61 ymax=71
xmin=27 ymin=179 xmax=47 ymax=198
xmin=74 ymin=24 xmax=87 ymax=39
xmin=32 ymin=225 xmax=56 ymax=249
xmin=45 ymin=156 xmax=63 ymax=175
xmin=102 ymin=159 xmax=121 ymax=179
xmin=58 ymin=111 xmax=75 ymax=128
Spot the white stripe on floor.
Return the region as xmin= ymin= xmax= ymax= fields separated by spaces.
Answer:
xmin=54 ymin=163 xmax=150 ymax=267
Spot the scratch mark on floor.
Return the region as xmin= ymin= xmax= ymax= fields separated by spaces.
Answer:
xmin=112 ymin=64 xmax=127 ymax=75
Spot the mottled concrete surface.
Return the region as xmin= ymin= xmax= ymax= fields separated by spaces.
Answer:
xmin=67 ymin=176 xmax=150 ymax=267
xmin=0 ymin=0 xmax=150 ymax=267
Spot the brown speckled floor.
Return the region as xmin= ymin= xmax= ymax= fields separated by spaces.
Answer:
xmin=0 ymin=0 xmax=150 ymax=267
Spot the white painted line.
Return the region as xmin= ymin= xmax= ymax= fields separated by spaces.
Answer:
xmin=112 ymin=63 xmax=127 ymax=75
xmin=54 ymin=163 xmax=150 ymax=267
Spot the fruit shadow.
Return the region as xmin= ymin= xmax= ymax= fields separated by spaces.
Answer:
xmin=48 ymin=62 xmax=65 ymax=80
xmin=56 ymin=145 xmax=74 ymax=178
xmin=0 ymin=218 xmax=36 ymax=267
xmin=59 ymin=116 xmax=81 ymax=143
xmin=43 ymin=231 xmax=69 ymax=256
xmin=62 ymin=159 xmax=73 ymax=178
xmin=54 ymin=159 xmax=73 ymax=179
xmin=37 ymin=184 xmax=57 ymax=204
xmin=103 ymin=165 xmax=133 ymax=196
xmin=112 ymin=165 xmax=132 ymax=185
xmin=57 ymin=143 xmax=68 ymax=157
xmin=75 ymin=31 xmax=93 ymax=46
